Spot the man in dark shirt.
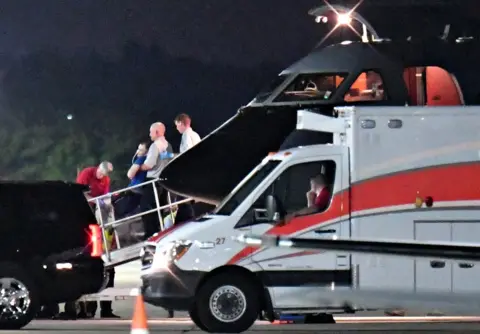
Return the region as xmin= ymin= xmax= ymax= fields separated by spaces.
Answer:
xmin=127 ymin=143 xmax=149 ymax=187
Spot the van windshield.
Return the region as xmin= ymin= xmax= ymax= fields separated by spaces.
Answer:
xmin=214 ymin=160 xmax=281 ymax=216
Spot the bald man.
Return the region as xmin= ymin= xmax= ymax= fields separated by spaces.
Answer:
xmin=140 ymin=122 xmax=173 ymax=239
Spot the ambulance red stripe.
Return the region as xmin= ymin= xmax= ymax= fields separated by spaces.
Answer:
xmin=227 ymin=161 xmax=480 ymax=264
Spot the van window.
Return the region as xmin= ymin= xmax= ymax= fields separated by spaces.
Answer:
xmin=344 ymin=70 xmax=386 ymax=102
xmin=251 ymin=160 xmax=336 ymax=214
xmin=214 ymin=160 xmax=281 ymax=216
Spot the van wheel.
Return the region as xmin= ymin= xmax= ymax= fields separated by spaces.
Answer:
xmin=0 ymin=264 xmax=39 ymax=330
xmin=196 ymin=272 xmax=259 ymax=333
xmin=189 ymin=303 xmax=208 ymax=331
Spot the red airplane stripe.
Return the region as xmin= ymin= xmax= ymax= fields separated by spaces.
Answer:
xmin=227 ymin=162 xmax=480 ymax=264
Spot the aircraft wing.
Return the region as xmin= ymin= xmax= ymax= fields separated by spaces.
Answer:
xmin=237 ymin=234 xmax=480 ymax=313
xmin=237 ymin=234 xmax=480 ymax=262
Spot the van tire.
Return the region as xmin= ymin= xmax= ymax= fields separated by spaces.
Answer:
xmin=0 ymin=263 xmax=39 ymax=330
xmin=196 ymin=272 xmax=259 ymax=333
xmin=189 ymin=302 xmax=208 ymax=331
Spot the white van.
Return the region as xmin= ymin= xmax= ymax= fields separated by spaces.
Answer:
xmin=140 ymin=106 xmax=480 ymax=333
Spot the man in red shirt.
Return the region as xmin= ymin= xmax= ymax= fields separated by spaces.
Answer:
xmin=307 ymin=174 xmax=330 ymax=211
xmin=76 ymin=161 xmax=113 ymax=199
xmin=76 ymin=161 xmax=119 ymax=319
xmin=284 ymin=174 xmax=331 ymax=223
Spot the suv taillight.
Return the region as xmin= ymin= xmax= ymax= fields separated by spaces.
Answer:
xmin=89 ymin=224 xmax=103 ymax=257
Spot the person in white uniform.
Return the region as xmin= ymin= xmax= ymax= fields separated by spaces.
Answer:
xmin=174 ymin=113 xmax=201 ymax=153
xmin=168 ymin=113 xmax=202 ymax=319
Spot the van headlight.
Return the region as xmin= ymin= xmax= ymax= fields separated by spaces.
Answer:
xmin=154 ymin=240 xmax=192 ymax=268
xmin=167 ymin=240 xmax=192 ymax=262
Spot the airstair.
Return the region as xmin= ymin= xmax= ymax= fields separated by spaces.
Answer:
xmin=89 ymin=178 xmax=192 ymax=268
xmin=79 ymin=178 xmax=193 ymax=302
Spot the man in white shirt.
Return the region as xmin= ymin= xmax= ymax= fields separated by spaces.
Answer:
xmin=172 ymin=114 xmax=199 ymax=231
xmin=174 ymin=113 xmax=201 ymax=153
xmin=139 ymin=122 xmax=172 ymax=239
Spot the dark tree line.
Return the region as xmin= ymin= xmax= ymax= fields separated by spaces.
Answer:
xmin=0 ymin=42 xmax=280 ymax=188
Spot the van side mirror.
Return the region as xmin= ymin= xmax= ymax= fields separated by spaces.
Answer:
xmin=265 ymin=195 xmax=285 ymax=222
xmin=252 ymin=208 xmax=269 ymax=222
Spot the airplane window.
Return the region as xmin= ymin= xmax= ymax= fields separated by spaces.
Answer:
xmin=344 ymin=70 xmax=386 ymax=102
xmin=403 ymin=66 xmax=464 ymax=106
xmin=253 ymin=74 xmax=289 ymax=103
xmin=275 ymin=73 xmax=347 ymax=102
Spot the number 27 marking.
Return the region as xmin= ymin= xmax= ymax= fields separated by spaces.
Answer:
xmin=215 ymin=237 xmax=225 ymax=245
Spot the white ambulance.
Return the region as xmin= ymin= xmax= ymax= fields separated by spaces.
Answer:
xmin=140 ymin=105 xmax=480 ymax=333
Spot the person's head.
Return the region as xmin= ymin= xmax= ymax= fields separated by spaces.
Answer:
xmin=149 ymin=122 xmax=165 ymax=141
xmin=136 ymin=142 xmax=148 ymax=156
xmin=310 ymin=174 xmax=326 ymax=192
xmin=174 ymin=113 xmax=192 ymax=134
xmin=96 ymin=161 xmax=113 ymax=179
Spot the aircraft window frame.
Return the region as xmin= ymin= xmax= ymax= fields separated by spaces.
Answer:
xmin=253 ymin=74 xmax=290 ymax=103
xmin=343 ymin=69 xmax=388 ymax=103
xmin=273 ymin=72 xmax=349 ymax=103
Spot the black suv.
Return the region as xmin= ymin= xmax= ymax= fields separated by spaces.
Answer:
xmin=0 ymin=181 xmax=106 ymax=329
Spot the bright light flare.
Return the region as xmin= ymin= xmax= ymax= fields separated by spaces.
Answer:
xmin=313 ymin=0 xmax=366 ymax=48
xmin=337 ymin=13 xmax=352 ymax=25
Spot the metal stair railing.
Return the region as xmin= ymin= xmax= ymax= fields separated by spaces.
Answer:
xmin=88 ymin=178 xmax=192 ymax=267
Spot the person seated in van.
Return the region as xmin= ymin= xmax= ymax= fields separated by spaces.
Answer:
xmin=284 ymin=174 xmax=331 ymax=222
xmin=306 ymin=174 xmax=330 ymax=211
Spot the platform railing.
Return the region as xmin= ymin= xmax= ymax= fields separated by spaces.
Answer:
xmin=87 ymin=178 xmax=192 ymax=264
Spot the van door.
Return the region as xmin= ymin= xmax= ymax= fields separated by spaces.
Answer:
xmin=247 ymin=154 xmax=349 ymax=309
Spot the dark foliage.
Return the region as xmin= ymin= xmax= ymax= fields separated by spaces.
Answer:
xmin=0 ymin=42 xmax=280 ymax=188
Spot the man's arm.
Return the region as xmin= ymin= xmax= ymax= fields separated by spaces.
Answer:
xmin=103 ymin=177 xmax=111 ymax=195
xmin=285 ymin=189 xmax=331 ymax=222
xmin=76 ymin=169 xmax=89 ymax=185
xmin=76 ymin=169 xmax=93 ymax=199
xmin=185 ymin=132 xmax=201 ymax=151
xmin=185 ymin=133 xmax=195 ymax=150
xmin=127 ymin=158 xmax=143 ymax=179
xmin=127 ymin=164 xmax=140 ymax=179
xmin=141 ymin=144 xmax=159 ymax=171
xmin=287 ymin=206 xmax=318 ymax=220
xmin=192 ymin=132 xmax=201 ymax=146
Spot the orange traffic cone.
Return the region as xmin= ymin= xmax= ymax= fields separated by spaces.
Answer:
xmin=131 ymin=290 xmax=149 ymax=334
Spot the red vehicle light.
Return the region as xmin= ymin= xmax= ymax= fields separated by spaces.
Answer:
xmin=89 ymin=224 xmax=103 ymax=257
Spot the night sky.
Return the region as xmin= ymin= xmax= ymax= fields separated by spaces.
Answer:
xmin=1 ymin=1 xmax=478 ymax=68
xmin=0 ymin=0 xmax=478 ymax=183
xmin=0 ymin=0 xmax=327 ymax=68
